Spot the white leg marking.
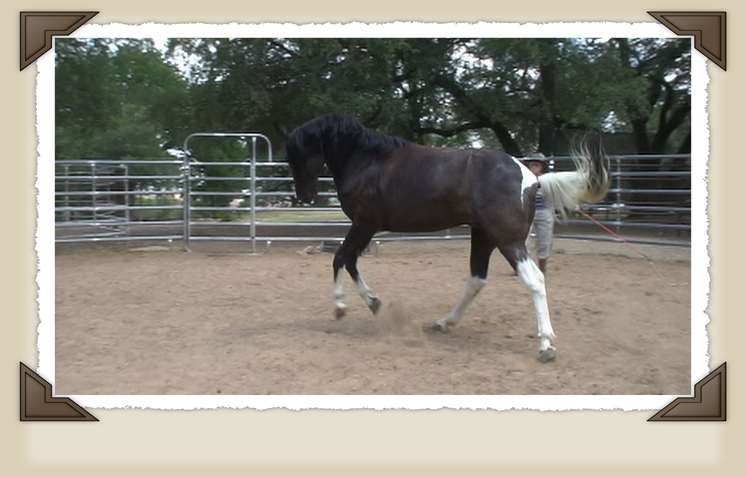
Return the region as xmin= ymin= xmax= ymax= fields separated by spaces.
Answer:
xmin=356 ymin=274 xmax=378 ymax=307
xmin=516 ymin=258 xmax=555 ymax=352
xmin=334 ymin=273 xmax=347 ymax=315
xmin=435 ymin=276 xmax=487 ymax=329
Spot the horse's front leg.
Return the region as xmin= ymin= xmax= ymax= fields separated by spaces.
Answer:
xmin=347 ymin=254 xmax=381 ymax=314
xmin=332 ymin=224 xmax=379 ymax=319
xmin=332 ymin=250 xmax=348 ymax=319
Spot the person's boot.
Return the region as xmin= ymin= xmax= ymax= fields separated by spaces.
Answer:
xmin=538 ymin=258 xmax=548 ymax=274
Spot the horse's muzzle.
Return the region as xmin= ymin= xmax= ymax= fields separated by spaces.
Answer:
xmin=296 ymin=188 xmax=318 ymax=204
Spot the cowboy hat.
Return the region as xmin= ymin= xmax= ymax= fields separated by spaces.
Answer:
xmin=522 ymin=152 xmax=549 ymax=171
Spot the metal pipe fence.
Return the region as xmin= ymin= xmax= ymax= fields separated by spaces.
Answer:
xmin=548 ymin=154 xmax=690 ymax=238
xmin=55 ymin=144 xmax=692 ymax=249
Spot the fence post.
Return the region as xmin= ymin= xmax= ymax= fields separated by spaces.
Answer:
xmin=63 ymin=165 xmax=70 ymax=222
xmin=615 ymin=156 xmax=622 ymax=233
xmin=91 ymin=163 xmax=97 ymax=223
xmin=251 ymin=137 xmax=257 ymax=254
xmin=182 ymin=149 xmax=192 ymax=252
xmin=123 ymin=164 xmax=130 ymax=225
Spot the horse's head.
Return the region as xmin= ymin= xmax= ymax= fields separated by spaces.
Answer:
xmin=285 ymin=123 xmax=327 ymax=203
xmin=286 ymin=114 xmax=385 ymax=203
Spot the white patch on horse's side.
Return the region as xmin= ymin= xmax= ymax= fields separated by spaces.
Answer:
xmin=435 ymin=275 xmax=487 ymax=328
xmin=511 ymin=157 xmax=538 ymax=206
xmin=516 ymin=258 xmax=555 ymax=352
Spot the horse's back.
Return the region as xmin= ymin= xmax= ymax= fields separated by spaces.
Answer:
xmin=370 ymin=145 xmax=533 ymax=233
xmin=461 ymin=148 xmax=534 ymax=201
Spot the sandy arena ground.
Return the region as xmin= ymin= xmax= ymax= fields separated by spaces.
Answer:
xmin=55 ymin=239 xmax=691 ymax=395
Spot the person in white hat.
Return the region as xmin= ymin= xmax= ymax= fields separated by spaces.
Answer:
xmin=523 ymin=152 xmax=554 ymax=274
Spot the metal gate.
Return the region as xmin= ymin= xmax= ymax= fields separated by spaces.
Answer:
xmin=182 ymin=133 xmax=272 ymax=253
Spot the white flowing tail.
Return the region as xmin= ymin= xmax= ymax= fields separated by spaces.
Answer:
xmin=538 ymin=138 xmax=610 ymax=218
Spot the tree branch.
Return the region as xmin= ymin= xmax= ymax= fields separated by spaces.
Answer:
xmin=413 ymin=121 xmax=486 ymax=137
xmin=652 ymin=99 xmax=690 ymax=151
xmin=431 ymin=74 xmax=523 ymax=155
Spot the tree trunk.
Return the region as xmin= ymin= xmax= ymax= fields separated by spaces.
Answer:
xmin=491 ymin=123 xmax=523 ymax=156
xmin=538 ymin=51 xmax=559 ymax=154
xmin=630 ymin=118 xmax=651 ymax=153
xmin=677 ymin=132 xmax=691 ymax=154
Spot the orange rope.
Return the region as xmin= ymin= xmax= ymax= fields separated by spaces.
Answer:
xmin=576 ymin=209 xmax=674 ymax=285
xmin=578 ymin=209 xmax=652 ymax=259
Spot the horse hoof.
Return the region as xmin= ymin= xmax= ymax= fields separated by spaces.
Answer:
xmin=424 ymin=321 xmax=449 ymax=333
xmin=368 ymin=297 xmax=382 ymax=315
xmin=538 ymin=348 xmax=557 ymax=363
xmin=334 ymin=306 xmax=347 ymax=320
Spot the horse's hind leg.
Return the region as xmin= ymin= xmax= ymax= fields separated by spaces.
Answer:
xmin=332 ymin=224 xmax=380 ymax=318
xmin=497 ymin=241 xmax=556 ymax=362
xmin=431 ymin=227 xmax=493 ymax=332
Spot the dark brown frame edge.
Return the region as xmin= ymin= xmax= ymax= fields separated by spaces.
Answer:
xmin=20 ymin=11 xmax=99 ymax=71
xmin=20 ymin=362 xmax=98 ymax=422
xmin=648 ymin=11 xmax=727 ymax=70
xmin=649 ymin=362 xmax=726 ymax=422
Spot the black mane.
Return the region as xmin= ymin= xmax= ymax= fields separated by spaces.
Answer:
xmin=286 ymin=114 xmax=409 ymax=170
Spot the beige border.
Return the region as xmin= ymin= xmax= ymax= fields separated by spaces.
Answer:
xmin=2 ymin=0 xmax=740 ymax=474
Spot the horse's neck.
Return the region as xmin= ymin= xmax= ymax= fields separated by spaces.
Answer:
xmin=322 ymin=128 xmax=390 ymax=184
xmin=323 ymin=150 xmax=349 ymax=180
xmin=324 ymin=152 xmax=364 ymax=189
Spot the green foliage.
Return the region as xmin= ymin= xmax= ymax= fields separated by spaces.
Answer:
xmin=56 ymin=38 xmax=188 ymax=160
xmin=57 ymin=36 xmax=691 ymax=157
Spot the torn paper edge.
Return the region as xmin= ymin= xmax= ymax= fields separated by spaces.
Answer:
xmin=36 ymin=21 xmax=708 ymax=410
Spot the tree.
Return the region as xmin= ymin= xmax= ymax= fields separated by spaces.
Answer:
xmin=56 ymin=38 xmax=189 ymax=161
xmin=613 ymin=38 xmax=691 ymax=153
xmin=57 ymin=37 xmax=691 ymax=163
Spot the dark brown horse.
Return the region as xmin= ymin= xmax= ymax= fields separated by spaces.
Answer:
xmin=286 ymin=114 xmax=609 ymax=362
